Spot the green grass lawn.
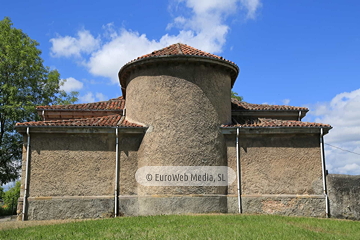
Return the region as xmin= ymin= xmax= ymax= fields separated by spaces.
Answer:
xmin=1 ymin=214 xmax=359 ymax=239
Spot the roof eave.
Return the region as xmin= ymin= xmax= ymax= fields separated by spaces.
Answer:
xmin=118 ymin=55 xmax=239 ymax=98
xmin=221 ymin=126 xmax=332 ymax=135
xmin=15 ymin=125 xmax=147 ymax=134
xmin=231 ymin=110 xmax=308 ymax=119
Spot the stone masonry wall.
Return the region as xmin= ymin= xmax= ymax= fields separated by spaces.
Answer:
xmin=327 ymin=174 xmax=360 ymax=220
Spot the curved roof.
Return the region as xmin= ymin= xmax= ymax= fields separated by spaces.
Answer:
xmin=131 ymin=43 xmax=237 ymax=65
xmin=119 ymin=43 xmax=239 ymax=97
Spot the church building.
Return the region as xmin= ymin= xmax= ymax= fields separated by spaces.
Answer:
xmin=16 ymin=43 xmax=331 ymax=220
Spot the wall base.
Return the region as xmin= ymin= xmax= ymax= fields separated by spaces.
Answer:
xmin=25 ymin=197 xmax=114 ymax=220
xmin=227 ymin=195 xmax=326 ymax=217
xmin=18 ymin=195 xmax=327 ymax=220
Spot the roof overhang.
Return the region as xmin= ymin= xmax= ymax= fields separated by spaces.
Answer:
xmin=36 ymin=109 xmax=123 ymax=120
xmin=118 ymin=55 xmax=239 ymax=98
xmin=232 ymin=110 xmax=308 ymax=121
xmin=15 ymin=126 xmax=147 ymax=134
xmin=221 ymin=126 xmax=332 ymax=135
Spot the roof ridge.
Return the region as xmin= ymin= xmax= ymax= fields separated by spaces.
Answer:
xmin=176 ymin=43 xmax=183 ymax=54
xmin=117 ymin=115 xmax=125 ymax=125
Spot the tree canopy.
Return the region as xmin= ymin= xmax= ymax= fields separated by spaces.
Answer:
xmin=0 ymin=17 xmax=78 ymax=185
xmin=231 ymin=91 xmax=243 ymax=101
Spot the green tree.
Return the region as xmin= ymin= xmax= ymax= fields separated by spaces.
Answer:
xmin=3 ymin=181 xmax=20 ymax=214
xmin=0 ymin=186 xmax=4 ymax=200
xmin=0 ymin=17 xmax=78 ymax=185
xmin=231 ymin=91 xmax=243 ymax=101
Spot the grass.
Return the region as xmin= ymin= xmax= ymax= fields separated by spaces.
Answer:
xmin=0 ymin=214 xmax=359 ymax=239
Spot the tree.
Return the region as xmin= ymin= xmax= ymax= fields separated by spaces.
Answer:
xmin=0 ymin=186 xmax=4 ymax=200
xmin=2 ymin=181 xmax=20 ymax=214
xmin=0 ymin=17 xmax=78 ymax=185
xmin=231 ymin=90 xmax=243 ymax=101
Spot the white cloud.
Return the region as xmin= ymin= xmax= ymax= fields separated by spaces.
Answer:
xmin=79 ymin=92 xmax=95 ymax=103
xmin=79 ymin=92 xmax=108 ymax=103
xmin=86 ymin=28 xmax=164 ymax=83
xmin=60 ymin=77 xmax=84 ymax=92
xmin=50 ymin=30 xmax=100 ymax=58
xmin=95 ymin=92 xmax=107 ymax=101
xmin=307 ymin=88 xmax=360 ymax=175
xmin=240 ymin=0 xmax=262 ymax=19
xmin=50 ymin=0 xmax=262 ymax=84
xmin=282 ymin=99 xmax=290 ymax=105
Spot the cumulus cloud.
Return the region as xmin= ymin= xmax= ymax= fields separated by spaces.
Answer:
xmin=60 ymin=77 xmax=84 ymax=92
xmin=79 ymin=92 xmax=96 ymax=103
xmin=50 ymin=0 xmax=262 ymax=84
xmin=79 ymin=92 xmax=108 ymax=103
xmin=307 ymin=88 xmax=360 ymax=175
xmin=50 ymin=30 xmax=100 ymax=58
xmin=95 ymin=92 xmax=108 ymax=101
xmin=86 ymin=27 xmax=164 ymax=83
xmin=240 ymin=0 xmax=262 ymax=19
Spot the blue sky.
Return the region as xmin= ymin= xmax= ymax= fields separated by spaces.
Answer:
xmin=2 ymin=0 xmax=360 ymax=176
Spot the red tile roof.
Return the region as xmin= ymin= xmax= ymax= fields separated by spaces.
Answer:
xmin=36 ymin=97 xmax=308 ymax=112
xmin=15 ymin=114 xmax=144 ymax=128
xmin=231 ymin=99 xmax=309 ymax=111
xmin=222 ymin=117 xmax=331 ymax=128
xmin=131 ymin=43 xmax=237 ymax=66
xmin=37 ymin=97 xmax=125 ymax=111
xmin=119 ymin=43 xmax=239 ymax=97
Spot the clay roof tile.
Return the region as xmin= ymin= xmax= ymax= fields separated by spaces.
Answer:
xmin=37 ymin=96 xmax=125 ymax=111
xmin=15 ymin=114 xmax=144 ymax=128
xmin=231 ymin=99 xmax=309 ymax=112
xmin=222 ymin=117 xmax=332 ymax=128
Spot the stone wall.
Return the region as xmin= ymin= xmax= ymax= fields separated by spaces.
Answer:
xmin=327 ymin=174 xmax=360 ymax=220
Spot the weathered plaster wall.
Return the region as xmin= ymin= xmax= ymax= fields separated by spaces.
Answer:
xmin=18 ymin=132 xmax=143 ymax=220
xmin=119 ymin=134 xmax=143 ymax=195
xmin=225 ymin=133 xmax=325 ymax=217
xmin=26 ymin=133 xmax=116 ymax=197
xmin=125 ymin=63 xmax=232 ymax=125
xmin=226 ymin=133 xmax=323 ymax=196
xmin=125 ymin=63 xmax=231 ymax=196
xmin=327 ymin=174 xmax=360 ymax=220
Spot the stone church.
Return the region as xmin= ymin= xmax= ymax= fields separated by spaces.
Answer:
xmin=16 ymin=43 xmax=332 ymax=220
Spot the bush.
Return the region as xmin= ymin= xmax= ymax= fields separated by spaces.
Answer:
xmin=0 ymin=205 xmax=13 ymax=216
xmin=0 ymin=181 xmax=20 ymax=216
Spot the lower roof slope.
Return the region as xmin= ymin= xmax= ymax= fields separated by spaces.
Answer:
xmin=222 ymin=117 xmax=331 ymax=128
xmin=16 ymin=114 xmax=143 ymax=128
xmin=37 ymin=97 xmax=125 ymax=111
xmin=17 ymin=97 xmax=331 ymax=130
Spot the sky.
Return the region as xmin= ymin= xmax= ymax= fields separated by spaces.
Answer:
xmin=1 ymin=0 xmax=360 ymax=177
